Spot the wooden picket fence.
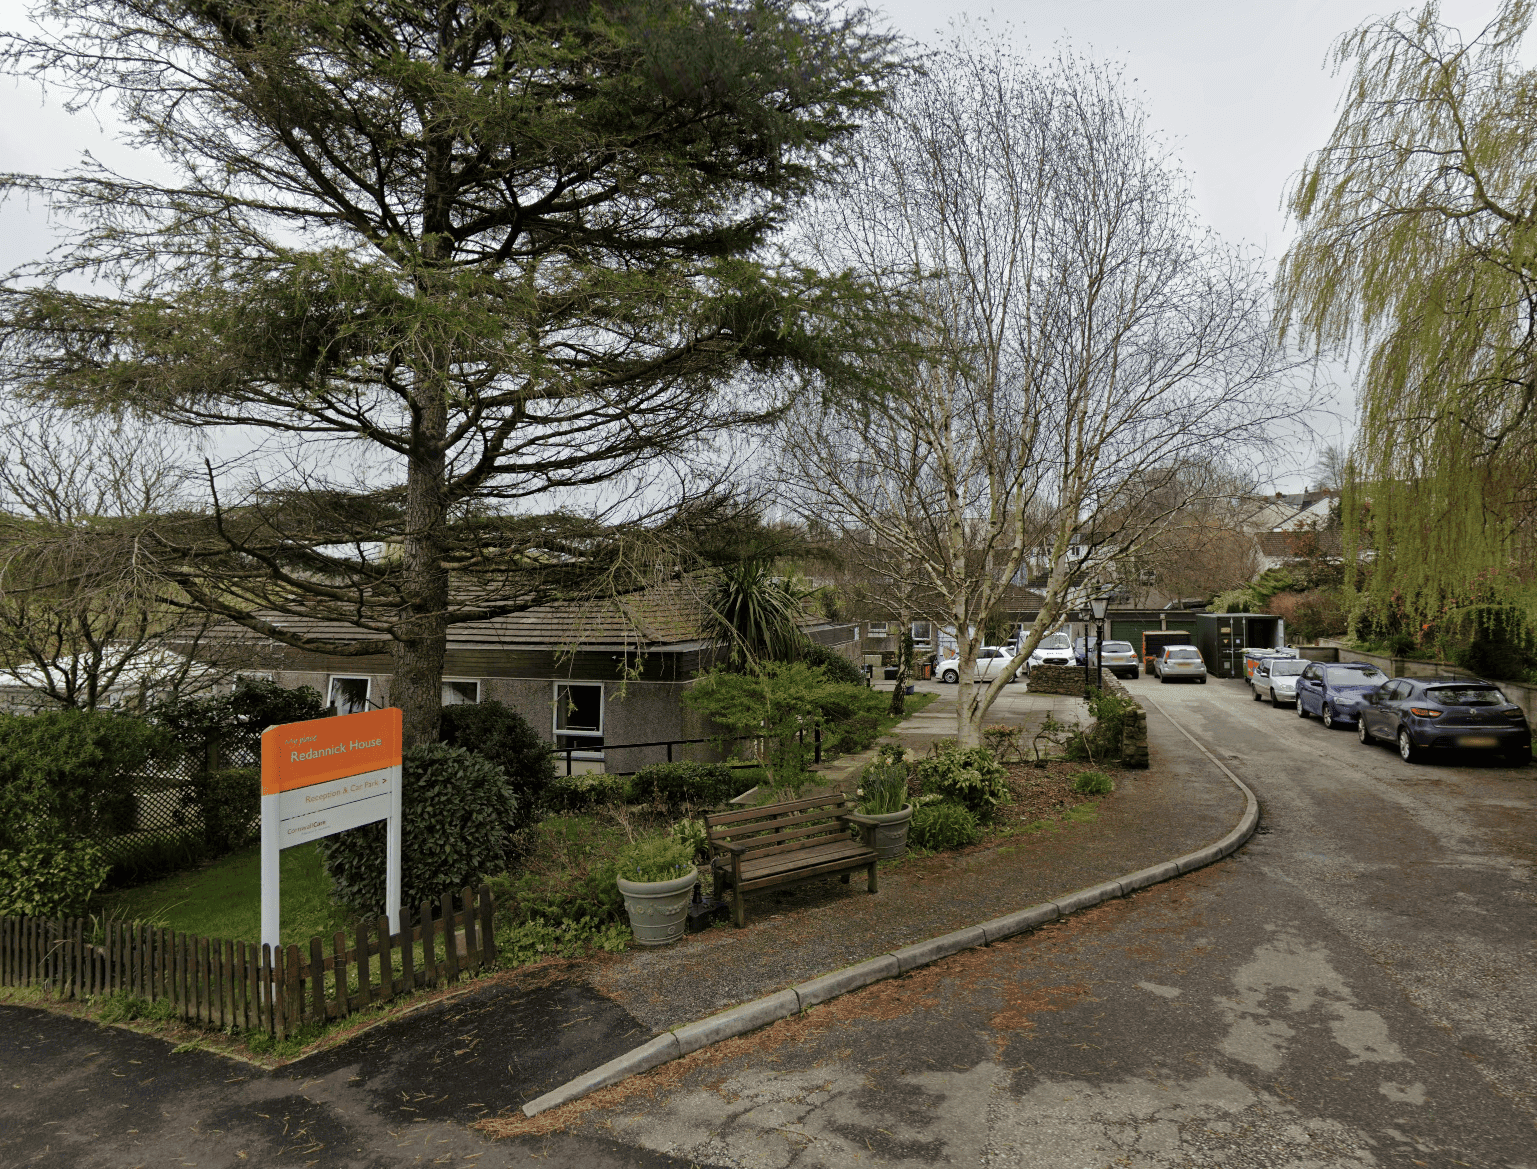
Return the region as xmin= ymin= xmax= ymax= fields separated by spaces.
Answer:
xmin=0 ymin=884 xmax=495 ymax=1040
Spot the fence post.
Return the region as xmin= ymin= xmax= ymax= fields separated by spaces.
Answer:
xmin=354 ymin=922 xmax=372 ymax=1009
xmin=309 ymin=936 xmax=326 ymax=1023
xmin=479 ymin=884 xmax=495 ymax=967
xmin=459 ymin=888 xmax=477 ymax=973
xmin=284 ymin=944 xmax=301 ymax=1034
xmin=399 ymin=909 xmax=415 ymax=995
xmin=441 ymin=891 xmax=459 ymax=984
xmin=376 ymin=917 xmax=394 ymax=1002
xmin=420 ymin=900 xmax=436 ymax=988
xmin=332 ymin=931 xmax=349 ymax=1019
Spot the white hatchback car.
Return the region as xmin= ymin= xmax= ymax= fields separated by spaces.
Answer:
xmin=1251 ymin=656 xmax=1308 ymax=707
xmin=935 ymin=646 xmax=1023 ymax=684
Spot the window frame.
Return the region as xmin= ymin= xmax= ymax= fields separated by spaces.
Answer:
xmin=865 ymin=621 xmax=889 ymax=637
xmin=327 ymin=675 xmax=372 ymax=715
xmin=553 ymin=682 xmax=605 ymax=756
xmin=441 ymin=678 xmax=481 ymax=706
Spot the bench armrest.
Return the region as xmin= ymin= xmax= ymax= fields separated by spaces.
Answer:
xmin=710 ymin=840 xmax=748 ymax=856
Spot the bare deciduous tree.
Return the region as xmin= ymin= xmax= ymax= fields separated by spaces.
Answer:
xmin=780 ymin=39 xmax=1304 ymax=744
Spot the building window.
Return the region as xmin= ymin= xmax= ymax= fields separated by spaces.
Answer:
xmin=328 ymin=676 xmax=371 ymax=715
xmin=866 ymin=622 xmax=888 ymax=637
xmin=554 ymin=683 xmax=604 ymax=752
xmin=442 ymin=679 xmax=480 ymax=706
xmin=910 ymin=621 xmax=933 ymax=646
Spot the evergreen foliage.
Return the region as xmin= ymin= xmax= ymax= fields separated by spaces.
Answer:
xmin=439 ymin=699 xmax=556 ymax=826
xmin=318 ymin=743 xmax=518 ymax=915
xmin=0 ymin=0 xmax=901 ymax=747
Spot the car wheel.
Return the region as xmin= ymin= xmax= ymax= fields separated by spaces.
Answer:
xmin=1252 ymin=686 xmax=1261 ymax=701
xmin=1198 ymin=676 xmax=1206 ymax=685
xmin=1322 ymin=704 xmax=1336 ymax=729
xmin=1357 ymin=719 xmax=1373 ymax=746
xmin=1130 ymin=669 xmax=1139 ymax=679
xmin=1505 ymin=749 xmax=1530 ymax=768
xmin=941 ymin=670 xmax=958 ymax=684
xmin=1158 ymin=672 xmax=1167 ymax=684
xmin=1297 ymin=697 xmax=1309 ymax=719
xmin=1270 ymin=691 xmax=1281 ymax=708
xmin=1398 ymin=728 xmax=1421 ymax=763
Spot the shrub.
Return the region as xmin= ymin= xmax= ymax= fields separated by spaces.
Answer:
xmin=156 ymin=678 xmax=325 ymax=768
xmin=545 ymin=772 xmax=636 ymax=811
xmin=816 ymin=684 xmax=888 ymax=755
xmin=0 ymin=837 xmax=110 ymax=917
xmin=0 ymin=709 xmax=172 ymax=849
xmin=634 ymin=762 xmax=740 ymax=809
xmin=319 ymin=743 xmax=519 ymax=916
xmin=496 ymin=917 xmax=631 ymax=966
xmin=439 ymin=700 xmax=557 ymax=822
xmin=1072 ymin=688 xmax=1140 ymax=764
xmin=99 ymin=828 xmax=207 ymax=889
xmin=913 ymin=745 xmax=1010 ymax=822
xmin=801 ymin=641 xmax=868 ymax=687
xmin=1072 ymin=770 xmax=1115 ymax=796
xmin=616 ymin=836 xmax=696 ymax=884
xmin=490 ymin=815 xmax=628 ymax=927
xmin=908 ymin=801 xmax=981 ymax=851
xmin=670 ymin=817 xmax=709 ymax=860
xmin=186 ymin=768 xmax=259 ymax=855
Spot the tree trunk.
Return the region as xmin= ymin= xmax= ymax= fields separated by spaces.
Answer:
xmin=888 ymin=626 xmax=913 ymax=716
xmin=392 ymin=380 xmax=450 ymax=749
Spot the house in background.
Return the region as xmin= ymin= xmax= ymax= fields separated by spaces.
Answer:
xmin=240 ymin=575 xmax=858 ymax=776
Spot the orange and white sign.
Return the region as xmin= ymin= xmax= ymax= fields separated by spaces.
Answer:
xmin=260 ymin=708 xmax=404 ymax=951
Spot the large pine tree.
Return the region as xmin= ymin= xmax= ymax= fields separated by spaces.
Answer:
xmin=0 ymin=0 xmax=897 ymax=743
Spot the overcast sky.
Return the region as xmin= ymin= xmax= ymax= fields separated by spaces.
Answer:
xmin=0 ymin=0 xmax=1517 ymax=489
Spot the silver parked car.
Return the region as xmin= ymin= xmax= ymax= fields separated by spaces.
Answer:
xmin=1251 ymin=656 xmax=1308 ymax=707
xmin=1155 ymin=645 xmax=1207 ymax=683
xmin=1087 ymin=640 xmax=1140 ymax=679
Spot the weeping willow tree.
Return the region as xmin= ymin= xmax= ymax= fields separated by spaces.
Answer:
xmin=1278 ymin=0 xmax=1537 ymax=642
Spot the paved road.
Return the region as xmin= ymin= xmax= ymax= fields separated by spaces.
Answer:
xmin=549 ymin=674 xmax=1537 ymax=1167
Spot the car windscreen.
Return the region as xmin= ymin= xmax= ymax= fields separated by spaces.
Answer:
xmin=1325 ymin=666 xmax=1385 ymax=685
xmin=1166 ymin=647 xmax=1201 ymax=659
xmin=1102 ymin=642 xmax=1133 ymax=652
xmin=1040 ymin=635 xmax=1071 ymax=649
xmin=1269 ymin=660 xmax=1308 ymax=676
xmin=1427 ymin=686 xmax=1506 ymax=705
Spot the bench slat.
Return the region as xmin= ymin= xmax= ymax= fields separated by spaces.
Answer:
xmin=738 ymin=850 xmax=876 ymax=893
xmin=712 ymin=819 xmax=850 ymax=853
xmin=705 ymin=795 xmax=851 ymax=828
xmin=728 ymin=825 xmax=857 ymax=861
xmin=739 ymin=840 xmax=872 ymax=881
xmin=708 ymin=805 xmax=852 ymax=841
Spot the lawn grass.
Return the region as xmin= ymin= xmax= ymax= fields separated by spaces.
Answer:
xmin=91 ymin=842 xmax=350 ymax=948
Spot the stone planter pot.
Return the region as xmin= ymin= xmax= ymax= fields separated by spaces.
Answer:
xmin=862 ymin=804 xmax=914 ymax=860
xmin=617 ymin=867 xmax=698 ymax=947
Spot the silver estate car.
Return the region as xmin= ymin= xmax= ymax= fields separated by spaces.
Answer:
xmin=1155 ymin=645 xmax=1208 ymax=683
xmin=1251 ymin=656 xmax=1308 ymax=707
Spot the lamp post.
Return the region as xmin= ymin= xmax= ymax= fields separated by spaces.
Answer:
xmin=1089 ymin=594 xmax=1110 ymax=693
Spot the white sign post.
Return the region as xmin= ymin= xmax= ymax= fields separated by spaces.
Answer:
xmin=259 ymin=707 xmax=403 ymax=953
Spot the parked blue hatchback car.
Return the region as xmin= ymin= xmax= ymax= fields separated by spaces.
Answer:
xmin=1295 ymin=661 xmax=1389 ymax=729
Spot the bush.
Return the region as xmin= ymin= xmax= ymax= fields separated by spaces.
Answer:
xmin=913 ymin=745 xmax=1010 ymax=823
xmin=0 ymin=709 xmax=172 ymax=849
xmin=187 ymin=767 xmax=260 ymax=855
xmin=496 ymin=917 xmax=631 ymax=966
xmin=634 ymin=761 xmax=741 ymax=809
xmin=155 ymin=678 xmax=325 ymax=767
xmin=439 ymin=699 xmax=557 ymax=822
xmin=1071 ymin=688 xmax=1139 ymax=764
xmin=1072 ymin=770 xmax=1115 ymax=796
xmin=490 ymin=815 xmax=627 ymax=927
xmin=908 ymin=801 xmax=980 ymax=851
xmin=545 ymin=772 xmax=637 ymax=811
xmin=615 ymin=836 xmax=696 ymax=883
xmin=670 ymin=817 xmax=709 ymax=860
xmin=99 ymin=828 xmax=207 ymax=890
xmin=801 ymin=641 xmax=867 ymax=687
xmin=0 ymin=837 xmax=110 ymax=917
xmin=817 ymin=684 xmax=888 ymax=755
xmin=319 ymin=743 xmax=519 ymax=916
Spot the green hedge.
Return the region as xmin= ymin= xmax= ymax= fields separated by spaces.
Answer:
xmin=632 ymin=761 xmax=742 ymax=808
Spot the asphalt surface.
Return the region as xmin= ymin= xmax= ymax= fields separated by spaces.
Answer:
xmin=531 ymin=674 xmax=1537 ymax=1167
xmin=6 ymin=675 xmax=1534 ymax=1167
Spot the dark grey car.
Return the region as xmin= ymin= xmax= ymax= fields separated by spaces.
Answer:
xmin=1356 ymin=677 xmax=1532 ymax=764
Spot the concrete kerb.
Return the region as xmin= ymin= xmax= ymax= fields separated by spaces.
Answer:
xmin=521 ymin=701 xmax=1261 ymax=1119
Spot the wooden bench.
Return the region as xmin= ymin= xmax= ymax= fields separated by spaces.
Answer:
xmin=705 ymin=793 xmax=882 ymax=927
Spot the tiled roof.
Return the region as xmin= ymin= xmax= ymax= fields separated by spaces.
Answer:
xmin=1257 ymin=529 xmax=1346 ymax=559
xmin=220 ymin=572 xmax=835 ymax=652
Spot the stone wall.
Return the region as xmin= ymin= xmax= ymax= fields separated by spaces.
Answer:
xmin=1026 ymin=665 xmax=1148 ymax=769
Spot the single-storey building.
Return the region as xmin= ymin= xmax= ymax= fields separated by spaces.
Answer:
xmin=245 ymin=576 xmax=858 ymax=775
